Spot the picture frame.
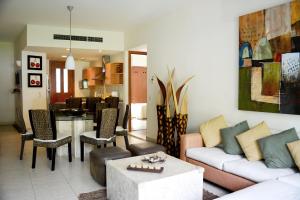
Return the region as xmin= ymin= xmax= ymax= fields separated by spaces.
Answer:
xmin=27 ymin=55 xmax=42 ymax=70
xmin=28 ymin=73 xmax=42 ymax=87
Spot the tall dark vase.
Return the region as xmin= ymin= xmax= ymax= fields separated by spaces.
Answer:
xmin=156 ymin=105 xmax=166 ymax=145
xmin=165 ymin=116 xmax=176 ymax=156
xmin=175 ymin=114 xmax=188 ymax=157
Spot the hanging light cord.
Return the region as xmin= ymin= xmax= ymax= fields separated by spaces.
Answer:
xmin=69 ymin=7 xmax=71 ymax=53
xmin=67 ymin=6 xmax=73 ymax=54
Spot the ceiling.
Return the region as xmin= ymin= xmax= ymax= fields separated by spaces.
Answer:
xmin=0 ymin=0 xmax=185 ymax=41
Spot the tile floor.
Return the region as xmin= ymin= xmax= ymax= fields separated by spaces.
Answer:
xmin=0 ymin=125 xmax=228 ymax=200
xmin=0 ymin=125 xmax=144 ymax=200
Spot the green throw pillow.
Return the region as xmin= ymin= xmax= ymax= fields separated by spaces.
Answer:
xmin=258 ymin=128 xmax=299 ymax=168
xmin=220 ymin=121 xmax=249 ymax=155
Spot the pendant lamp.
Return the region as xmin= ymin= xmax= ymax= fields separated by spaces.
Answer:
xmin=65 ymin=6 xmax=75 ymax=70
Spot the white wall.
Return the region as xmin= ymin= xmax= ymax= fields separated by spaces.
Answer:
xmin=27 ymin=24 xmax=124 ymax=51
xmin=110 ymin=52 xmax=124 ymax=63
xmin=14 ymin=29 xmax=27 ymax=121
xmin=0 ymin=42 xmax=15 ymax=124
xmin=125 ymin=0 xmax=295 ymax=140
xmin=22 ymin=51 xmax=47 ymax=127
xmin=74 ymin=60 xmax=90 ymax=97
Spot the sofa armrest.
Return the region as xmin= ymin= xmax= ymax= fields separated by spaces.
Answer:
xmin=180 ymin=133 xmax=203 ymax=161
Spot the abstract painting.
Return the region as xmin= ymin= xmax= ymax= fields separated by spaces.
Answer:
xmin=239 ymin=0 xmax=300 ymax=115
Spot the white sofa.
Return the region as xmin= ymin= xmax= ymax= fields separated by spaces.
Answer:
xmin=181 ymin=132 xmax=300 ymax=200
xmin=216 ymin=179 xmax=300 ymax=200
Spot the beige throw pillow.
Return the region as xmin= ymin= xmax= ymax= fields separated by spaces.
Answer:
xmin=200 ymin=115 xmax=227 ymax=147
xmin=236 ymin=121 xmax=271 ymax=161
xmin=287 ymin=140 xmax=300 ymax=171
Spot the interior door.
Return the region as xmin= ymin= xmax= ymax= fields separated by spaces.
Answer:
xmin=131 ymin=67 xmax=147 ymax=103
xmin=50 ymin=61 xmax=75 ymax=104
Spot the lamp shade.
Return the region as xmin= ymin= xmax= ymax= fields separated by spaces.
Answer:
xmin=65 ymin=54 xmax=75 ymax=70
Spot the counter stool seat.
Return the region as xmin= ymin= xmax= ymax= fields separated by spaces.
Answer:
xmin=128 ymin=142 xmax=166 ymax=156
xmin=90 ymin=146 xmax=131 ymax=186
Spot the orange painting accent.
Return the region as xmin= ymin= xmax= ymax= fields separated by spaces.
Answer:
xmin=239 ymin=10 xmax=265 ymax=49
xmin=291 ymin=0 xmax=300 ymax=25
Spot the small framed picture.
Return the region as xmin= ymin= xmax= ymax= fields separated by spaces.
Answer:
xmin=28 ymin=73 xmax=42 ymax=87
xmin=28 ymin=55 xmax=42 ymax=70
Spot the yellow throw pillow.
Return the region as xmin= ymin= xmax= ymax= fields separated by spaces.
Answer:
xmin=200 ymin=115 xmax=227 ymax=147
xmin=236 ymin=121 xmax=271 ymax=161
xmin=287 ymin=140 xmax=300 ymax=171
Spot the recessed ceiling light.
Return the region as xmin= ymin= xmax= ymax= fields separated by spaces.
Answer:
xmin=61 ymin=55 xmax=67 ymax=58
xmin=66 ymin=48 xmax=70 ymax=51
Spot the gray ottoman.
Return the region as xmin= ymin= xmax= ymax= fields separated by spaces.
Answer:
xmin=128 ymin=142 xmax=166 ymax=156
xmin=90 ymin=146 xmax=131 ymax=186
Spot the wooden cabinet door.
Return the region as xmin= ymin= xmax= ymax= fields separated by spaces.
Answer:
xmin=82 ymin=67 xmax=102 ymax=86
xmin=105 ymin=63 xmax=123 ymax=85
xmin=131 ymin=67 xmax=147 ymax=103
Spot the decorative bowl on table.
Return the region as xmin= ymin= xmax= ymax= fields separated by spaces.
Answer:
xmin=142 ymin=151 xmax=167 ymax=163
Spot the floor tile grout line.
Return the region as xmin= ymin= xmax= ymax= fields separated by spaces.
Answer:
xmin=59 ymin=162 xmax=79 ymax=198
xmin=28 ymin=167 xmax=38 ymax=200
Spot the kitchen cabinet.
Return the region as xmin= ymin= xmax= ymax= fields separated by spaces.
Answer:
xmin=82 ymin=67 xmax=103 ymax=87
xmin=105 ymin=63 xmax=123 ymax=85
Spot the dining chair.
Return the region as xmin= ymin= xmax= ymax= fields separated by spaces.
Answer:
xmin=66 ymin=97 xmax=82 ymax=109
xmin=29 ymin=109 xmax=72 ymax=171
xmin=105 ymin=97 xmax=119 ymax=108
xmin=80 ymin=108 xmax=119 ymax=162
xmin=86 ymin=97 xmax=102 ymax=113
xmin=17 ymin=108 xmax=33 ymax=160
xmin=94 ymin=102 xmax=109 ymax=121
xmin=115 ymin=104 xmax=130 ymax=149
xmin=93 ymin=102 xmax=109 ymax=129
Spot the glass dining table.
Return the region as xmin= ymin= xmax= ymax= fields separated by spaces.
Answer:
xmin=55 ymin=111 xmax=95 ymax=158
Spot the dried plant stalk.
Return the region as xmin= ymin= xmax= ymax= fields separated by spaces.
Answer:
xmin=176 ymin=76 xmax=194 ymax=103
xmin=155 ymin=75 xmax=166 ymax=103
xmin=180 ymin=88 xmax=188 ymax=114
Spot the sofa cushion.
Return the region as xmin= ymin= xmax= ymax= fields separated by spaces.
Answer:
xmin=278 ymin=174 xmax=300 ymax=188
xmin=258 ymin=128 xmax=298 ymax=168
xmin=186 ymin=147 xmax=243 ymax=170
xmin=236 ymin=121 xmax=271 ymax=161
xmin=220 ymin=121 xmax=249 ymax=155
xmin=200 ymin=115 xmax=228 ymax=148
xmin=216 ymin=180 xmax=300 ymax=200
xmin=223 ymin=158 xmax=296 ymax=182
xmin=287 ymin=140 xmax=300 ymax=171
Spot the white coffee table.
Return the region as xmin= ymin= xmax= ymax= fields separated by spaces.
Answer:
xmin=106 ymin=154 xmax=204 ymax=200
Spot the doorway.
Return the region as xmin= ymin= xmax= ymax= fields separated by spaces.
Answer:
xmin=49 ymin=61 xmax=75 ymax=104
xmin=128 ymin=51 xmax=147 ymax=140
